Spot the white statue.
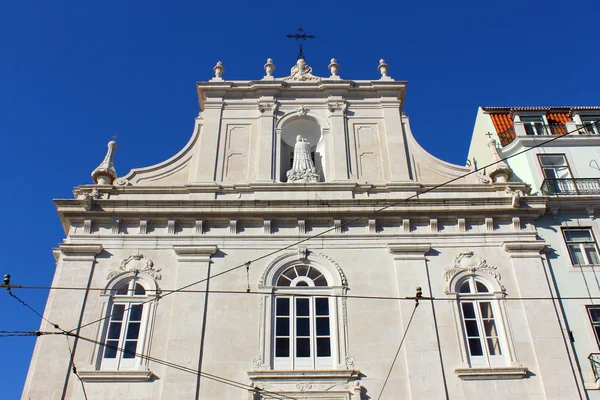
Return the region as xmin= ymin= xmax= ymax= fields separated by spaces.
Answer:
xmin=286 ymin=135 xmax=320 ymax=182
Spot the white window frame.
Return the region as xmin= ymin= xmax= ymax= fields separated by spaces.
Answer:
xmin=579 ymin=115 xmax=600 ymax=135
xmin=255 ymin=252 xmax=350 ymax=371
xmin=456 ymin=276 xmax=506 ymax=368
xmin=538 ymin=154 xmax=573 ymax=180
xmin=563 ymin=228 xmax=600 ymax=266
xmin=520 ymin=115 xmax=550 ymax=136
xmin=91 ymin=275 xmax=159 ymax=372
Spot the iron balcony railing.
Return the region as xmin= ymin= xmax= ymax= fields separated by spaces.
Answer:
xmin=541 ymin=178 xmax=600 ymax=195
xmin=589 ymin=353 xmax=600 ymax=382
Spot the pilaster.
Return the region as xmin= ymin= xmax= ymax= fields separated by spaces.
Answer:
xmin=387 ymin=243 xmax=445 ymax=399
xmin=502 ymin=241 xmax=581 ymax=399
xmin=379 ymin=97 xmax=411 ymax=182
xmin=256 ymin=101 xmax=278 ymax=181
xmin=328 ymin=101 xmax=350 ymax=181
xmin=22 ymin=243 xmax=103 ymax=400
xmin=192 ymin=99 xmax=225 ymax=183
xmin=160 ymin=245 xmax=218 ymax=399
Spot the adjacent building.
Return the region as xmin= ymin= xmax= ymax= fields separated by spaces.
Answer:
xmin=468 ymin=106 xmax=600 ymax=398
xmin=22 ymin=60 xmax=586 ymax=399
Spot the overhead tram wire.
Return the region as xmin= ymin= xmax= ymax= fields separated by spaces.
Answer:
xmin=63 ymin=331 xmax=298 ymax=400
xmin=377 ymin=297 xmax=420 ymax=400
xmin=11 ymin=121 xmax=600 ymax=340
xmin=10 ymin=284 xmax=600 ymax=303
xmin=2 ymin=282 xmax=90 ymax=400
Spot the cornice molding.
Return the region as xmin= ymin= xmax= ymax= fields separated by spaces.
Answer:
xmin=173 ymin=244 xmax=218 ymax=263
xmin=502 ymin=241 xmax=546 ymax=258
xmin=387 ymin=243 xmax=431 ymax=260
xmin=58 ymin=243 xmax=103 ymax=261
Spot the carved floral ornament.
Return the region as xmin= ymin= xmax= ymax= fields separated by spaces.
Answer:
xmin=443 ymin=251 xmax=502 ymax=292
xmin=106 ymin=253 xmax=162 ymax=281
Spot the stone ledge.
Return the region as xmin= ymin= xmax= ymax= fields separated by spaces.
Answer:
xmin=455 ymin=366 xmax=528 ymax=380
xmin=247 ymin=369 xmax=360 ymax=381
xmin=77 ymin=369 xmax=153 ymax=382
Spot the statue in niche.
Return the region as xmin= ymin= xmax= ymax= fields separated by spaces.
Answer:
xmin=286 ymin=135 xmax=320 ymax=183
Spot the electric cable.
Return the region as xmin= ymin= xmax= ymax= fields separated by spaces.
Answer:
xmin=9 ymin=284 xmax=600 ymax=302
xmin=377 ymin=301 xmax=419 ymax=400
xmin=66 ymin=120 xmax=600 ymax=335
xmin=67 ymin=332 xmax=297 ymax=400
xmin=66 ymin=334 xmax=89 ymax=400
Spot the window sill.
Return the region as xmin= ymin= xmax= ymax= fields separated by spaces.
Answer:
xmin=77 ymin=369 xmax=154 ymax=382
xmin=248 ymin=369 xmax=360 ymax=381
xmin=455 ymin=366 xmax=528 ymax=380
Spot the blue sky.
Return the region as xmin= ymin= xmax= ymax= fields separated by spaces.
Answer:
xmin=1 ymin=0 xmax=599 ymax=397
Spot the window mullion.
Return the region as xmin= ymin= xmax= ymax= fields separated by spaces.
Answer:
xmin=474 ymin=301 xmax=491 ymax=364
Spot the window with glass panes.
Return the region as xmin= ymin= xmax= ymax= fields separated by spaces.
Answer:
xmin=274 ymin=265 xmax=333 ymax=369
xmin=101 ymin=279 xmax=148 ymax=370
xmin=521 ymin=115 xmax=549 ymax=136
xmin=458 ymin=276 xmax=505 ymax=367
xmin=588 ymin=307 xmax=600 ymax=347
xmin=580 ymin=116 xmax=600 ymax=135
xmin=563 ymin=228 xmax=600 ymax=266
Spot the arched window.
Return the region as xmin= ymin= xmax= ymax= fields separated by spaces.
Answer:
xmin=101 ymin=277 xmax=152 ymax=370
xmin=456 ymin=276 xmax=505 ymax=368
xmin=273 ymin=265 xmax=334 ymax=369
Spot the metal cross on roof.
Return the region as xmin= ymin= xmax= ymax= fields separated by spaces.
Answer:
xmin=485 ymin=132 xmax=493 ymax=138
xmin=286 ymin=27 xmax=315 ymax=60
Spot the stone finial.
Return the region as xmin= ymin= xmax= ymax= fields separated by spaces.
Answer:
xmin=264 ymin=58 xmax=275 ymax=77
xmin=212 ymin=61 xmax=224 ymax=80
xmin=328 ymin=58 xmax=340 ymax=79
xmin=486 ymin=138 xmax=511 ymax=183
xmin=91 ymin=140 xmax=118 ymax=185
xmin=378 ymin=59 xmax=391 ymax=80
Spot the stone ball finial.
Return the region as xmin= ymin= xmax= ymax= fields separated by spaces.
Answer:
xmin=91 ymin=140 xmax=118 ymax=185
xmin=213 ymin=61 xmax=224 ymax=79
xmin=264 ymin=58 xmax=275 ymax=77
xmin=328 ymin=58 xmax=339 ymax=77
xmin=378 ymin=59 xmax=389 ymax=78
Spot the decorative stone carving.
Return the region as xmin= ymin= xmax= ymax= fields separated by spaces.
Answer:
xmin=91 ymin=141 xmax=118 ymax=185
xmin=328 ymin=58 xmax=340 ymax=79
xmin=295 ymin=106 xmax=309 ymax=116
xmin=263 ymin=58 xmax=275 ymax=78
xmin=258 ymin=102 xmax=278 ymax=115
xmin=328 ymin=102 xmax=347 ymax=116
xmin=298 ymin=246 xmax=308 ymax=260
xmin=284 ymin=58 xmax=320 ymax=82
xmin=345 ymin=355 xmax=356 ymax=368
xmin=286 ymin=135 xmax=320 ymax=182
xmin=113 ymin=177 xmax=129 ymax=186
xmin=317 ymin=252 xmax=348 ymax=287
xmin=212 ymin=61 xmax=224 ymax=80
xmin=443 ymin=251 xmax=500 ymax=283
xmin=487 ymin=139 xmax=511 ymax=183
xmin=378 ymin=59 xmax=391 ymax=80
xmin=107 ymin=253 xmax=162 ymax=281
xmin=505 ymin=186 xmax=523 ymax=208
xmin=83 ymin=188 xmax=100 ymax=211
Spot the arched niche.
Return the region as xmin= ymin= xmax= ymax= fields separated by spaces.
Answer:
xmin=278 ymin=115 xmax=327 ymax=182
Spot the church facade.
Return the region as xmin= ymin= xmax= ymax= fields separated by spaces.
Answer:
xmin=23 ymin=58 xmax=583 ymax=399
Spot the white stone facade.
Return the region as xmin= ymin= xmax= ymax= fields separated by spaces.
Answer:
xmin=22 ymin=61 xmax=583 ymax=399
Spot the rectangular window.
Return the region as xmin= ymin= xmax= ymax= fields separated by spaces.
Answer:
xmin=563 ymin=228 xmax=600 ymax=266
xmin=521 ymin=115 xmax=549 ymax=136
xmin=273 ymin=296 xmax=333 ymax=369
xmin=580 ymin=116 xmax=600 ymax=135
xmin=588 ymin=306 xmax=600 ymax=347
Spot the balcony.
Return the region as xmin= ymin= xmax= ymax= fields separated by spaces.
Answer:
xmin=589 ymin=353 xmax=600 ymax=382
xmin=541 ymin=178 xmax=600 ymax=195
